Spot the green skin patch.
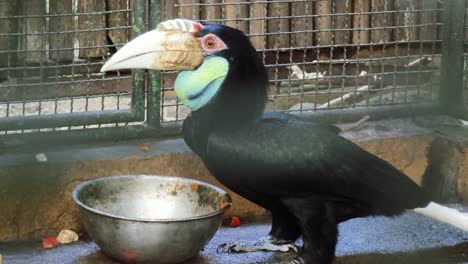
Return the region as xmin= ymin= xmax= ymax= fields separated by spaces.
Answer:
xmin=174 ymin=56 xmax=229 ymax=111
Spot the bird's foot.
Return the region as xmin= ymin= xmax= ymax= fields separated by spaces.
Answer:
xmin=217 ymin=235 xmax=298 ymax=253
xmin=253 ymin=256 xmax=305 ymax=264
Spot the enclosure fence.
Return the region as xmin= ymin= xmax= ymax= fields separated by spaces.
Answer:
xmin=0 ymin=0 xmax=465 ymax=144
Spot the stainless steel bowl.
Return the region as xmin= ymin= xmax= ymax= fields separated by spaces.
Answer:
xmin=72 ymin=175 xmax=231 ymax=264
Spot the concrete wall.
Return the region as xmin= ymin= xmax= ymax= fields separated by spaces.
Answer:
xmin=0 ymin=118 xmax=466 ymax=241
xmin=0 ymin=142 xmax=269 ymax=241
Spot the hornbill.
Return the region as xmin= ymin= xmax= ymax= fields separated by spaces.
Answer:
xmin=102 ymin=19 xmax=468 ymax=264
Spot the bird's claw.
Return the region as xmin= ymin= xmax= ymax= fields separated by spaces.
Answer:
xmin=217 ymin=242 xmax=259 ymax=253
xmin=217 ymin=237 xmax=298 ymax=254
xmin=277 ymin=244 xmax=298 ymax=253
xmin=253 ymin=256 xmax=305 ymax=264
xmin=217 ymin=243 xmax=240 ymax=253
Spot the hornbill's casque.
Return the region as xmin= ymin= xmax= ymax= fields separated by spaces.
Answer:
xmin=102 ymin=19 xmax=468 ymax=264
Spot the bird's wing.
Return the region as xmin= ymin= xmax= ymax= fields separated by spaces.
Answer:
xmin=261 ymin=112 xmax=341 ymax=134
xmin=206 ymin=120 xmax=428 ymax=213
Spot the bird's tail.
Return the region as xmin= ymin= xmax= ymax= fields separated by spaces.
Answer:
xmin=414 ymin=202 xmax=468 ymax=231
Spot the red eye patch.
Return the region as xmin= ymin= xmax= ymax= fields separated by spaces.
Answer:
xmin=200 ymin=34 xmax=227 ymax=54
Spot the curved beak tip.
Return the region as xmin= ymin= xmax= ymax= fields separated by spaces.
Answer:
xmin=100 ymin=60 xmax=120 ymax=73
xmin=100 ymin=64 xmax=109 ymax=73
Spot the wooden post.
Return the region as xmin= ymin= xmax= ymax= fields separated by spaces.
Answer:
xmin=107 ymin=0 xmax=131 ymax=46
xmin=352 ymin=0 xmax=370 ymax=44
xmin=250 ymin=0 xmax=266 ymax=50
xmin=78 ymin=0 xmax=107 ymax=58
xmin=419 ymin=0 xmax=439 ymax=41
xmin=393 ymin=0 xmax=417 ymax=42
xmin=314 ymin=1 xmax=333 ymax=46
xmin=290 ymin=0 xmax=314 ymax=47
xmin=164 ymin=0 xmax=178 ymax=20
xmin=267 ymin=1 xmax=290 ymax=49
xmin=370 ymin=0 xmax=393 ymax=44
xmin=224 ymin=0 xmax=248 ymax=33
xmin=201 ymin=0 xmax=221 ymax=22
xmin=333 ymin=0 xmax=352 ymax=45
xmin=49 ymin=0 xmax=74 ymax=62
xmin=178 ymin=0 xmax=200 ymax=20
xmin=22 ymin=0 xmax=46 ymax=63
xmin=0 ymin=0 xmax=17 ymax=70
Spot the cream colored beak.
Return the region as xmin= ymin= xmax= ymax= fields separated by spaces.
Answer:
xmin=100 ymin=22 xmax=203 ymax=72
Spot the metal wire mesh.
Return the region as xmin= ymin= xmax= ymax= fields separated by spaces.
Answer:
xmin=0 ymin=0 xmax=445 ymax=135
xmin=0 ymin=0 xmax=136 ymax=134
xmin=160 ymin=0 xmax=443 ymax=124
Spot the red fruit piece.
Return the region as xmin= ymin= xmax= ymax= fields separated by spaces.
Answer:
xmin=42 ymin=237 xmax=59 ymax=249
xmin=139 ymin=146 xmax=150 ymax=152
xmin=230 ymin=216 xmax=241 ymax=228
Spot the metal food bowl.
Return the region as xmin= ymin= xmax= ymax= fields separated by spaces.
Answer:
xmin=72 ymin=175 xmax=231 ymax=264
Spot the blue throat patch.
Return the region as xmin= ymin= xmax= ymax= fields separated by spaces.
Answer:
xmin=174 ymin=56 xmax=229 ymax=111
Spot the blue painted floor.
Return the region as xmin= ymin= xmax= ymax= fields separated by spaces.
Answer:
xmin=1 ymin=211 xmax=468 ymax=264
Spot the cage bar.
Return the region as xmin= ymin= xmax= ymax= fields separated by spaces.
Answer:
xmin=440 ymin=0 xmax=467 ymax=118
xmin=147 ymin=0 xmax=162 ymax=128
xmin=0 ymin=0 xmax=457 ymax=143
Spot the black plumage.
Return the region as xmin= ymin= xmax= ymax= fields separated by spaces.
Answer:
xmin=183 ymin=24 xmax=430 ymax=264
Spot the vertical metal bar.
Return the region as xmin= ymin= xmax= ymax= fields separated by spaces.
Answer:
xmin=440 ymin=0 xmax=467 ymax=118
xmin=147 ymin=0 xmax=162 ymax=127
xmin=131 ymin=0 xmax=147 ymax=120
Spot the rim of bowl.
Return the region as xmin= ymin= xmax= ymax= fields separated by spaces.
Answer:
xmin=72 ymin=175 xmax=231 ymax=223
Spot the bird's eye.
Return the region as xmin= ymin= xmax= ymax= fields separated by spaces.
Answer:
xmin=205 ymin=38 xmax=215 ymax=47
xmin=201 ymin=34 xmax=227 ymax=54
